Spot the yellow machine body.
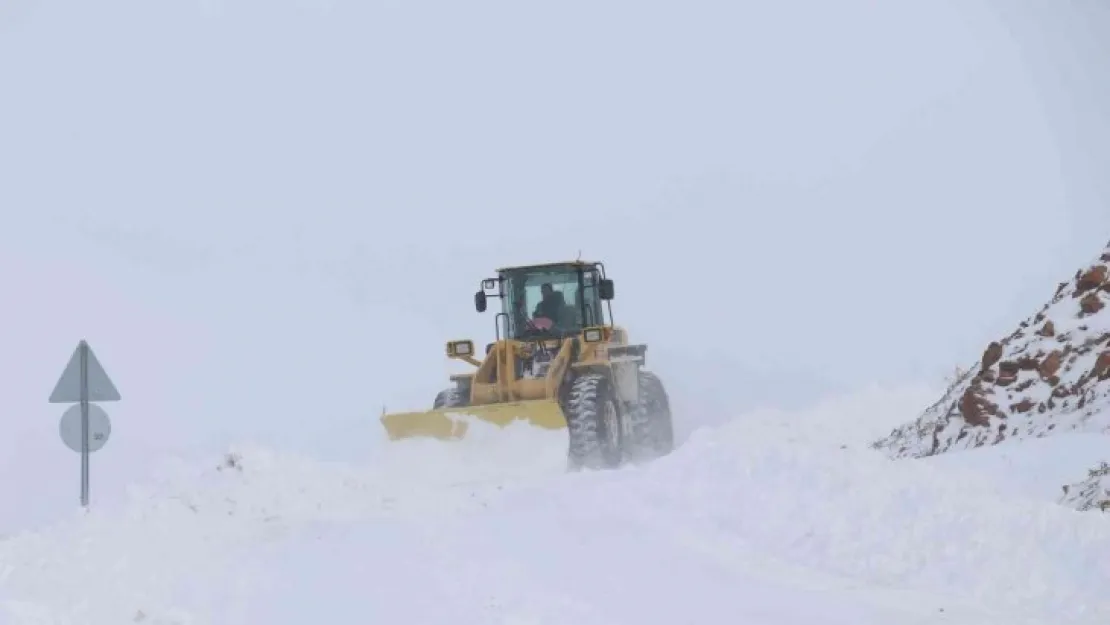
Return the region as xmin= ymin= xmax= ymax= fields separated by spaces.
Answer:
xmin=380 ymin=323 xmax=630 ymax=441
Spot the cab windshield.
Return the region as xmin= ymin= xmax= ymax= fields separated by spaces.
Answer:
xmin=502 ymin=265 xmax=605 ymax=339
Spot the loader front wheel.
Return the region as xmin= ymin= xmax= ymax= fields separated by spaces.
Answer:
xmin=564 ymin=373 xmax=623 ymax=471
xmin=624 ymin=370 xmax=674 ymax=462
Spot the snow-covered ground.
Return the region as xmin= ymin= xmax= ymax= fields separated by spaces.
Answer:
xmin=1062 ymin=461 xmax=1110 ymax=512
xmin=2 ymin=383 xmax=1108 ymax=624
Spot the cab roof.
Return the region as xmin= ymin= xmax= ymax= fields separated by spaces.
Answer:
xmin=495 ymin=260 xmax=601 ymax=273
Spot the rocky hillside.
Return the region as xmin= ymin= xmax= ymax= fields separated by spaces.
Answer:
xmin=873 ymin=241 xmax=1110 ymax=462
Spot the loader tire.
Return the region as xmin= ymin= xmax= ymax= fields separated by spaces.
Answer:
xmin=564 ymin=373 xmax=623 ymax=471
xmin=624 ymin=370 xmax=674 ymax=461
xmin=433 ymin=387 xmax=468 ymax=409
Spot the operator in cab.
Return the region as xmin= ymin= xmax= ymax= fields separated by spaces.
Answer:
xmin=532 ymin=283 xmax=566 ymax=325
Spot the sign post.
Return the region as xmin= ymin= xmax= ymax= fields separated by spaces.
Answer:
xmin=49 ymin=340 xmax=120 ymax=509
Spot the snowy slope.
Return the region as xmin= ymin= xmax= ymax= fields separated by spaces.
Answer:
xmin=1 ymin=385 xmax=1109 ymax=624
xmin=1062 ymin=461 xmax=1110 ymax=512
xmin=872 ymin=242 xmax=1110 ymax=513
xmin=873 ymin=242 xmax=1110 ymax=456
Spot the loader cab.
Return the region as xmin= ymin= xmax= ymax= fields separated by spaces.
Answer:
xmin=474 ymin=261 xmax=614 ymax=341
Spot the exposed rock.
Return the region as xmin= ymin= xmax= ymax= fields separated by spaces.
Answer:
xmin=958 ymin=383 xmax=996 ymax=427
xmin=1076 ymin=265 xmax=1107 ymax=294
xmin=1037 ymin=320 xmax=1055 ymax=337
xmin=1039 ymin=351 xmax=1062 ymax=378
xmin=996 ymin=360 xmax=1019 ymax=386
xmin=1096 ymin=351 xmax=1110 ymax=381
xmin=1080 ymin=292 xmax=1104 ymax=316
xmin=982 ymin=342 xmax=1003 ymax=370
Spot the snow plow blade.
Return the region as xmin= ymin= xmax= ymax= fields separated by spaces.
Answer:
xmin=380 ymin=399 xmax=568 ymax=441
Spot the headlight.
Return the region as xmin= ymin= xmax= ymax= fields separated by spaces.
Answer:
xmin=583 ymin=328 xmax=603 ymax=343
xmin=447 ymin=340 xmax=474 ymax=356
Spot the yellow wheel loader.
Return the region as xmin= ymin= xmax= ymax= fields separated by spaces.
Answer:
xmin=379 ymin=260 xmax=674 ymax=470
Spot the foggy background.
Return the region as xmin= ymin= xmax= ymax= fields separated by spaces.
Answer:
xmin=1 ymin=0 xmax=1109 ymax=532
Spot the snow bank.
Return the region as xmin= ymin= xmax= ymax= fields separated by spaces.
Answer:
xmin=1 ymin=384 xmax=1108 ymax=623
xmin=0 ymin=426 xmax=569 ymax=625
xmin=609 ymin=388 xmax=1110 ymax=621
xmin=910 ymin=430 xmax=1110 ymax=501
xmin=1061 ymin=462 xmax=1110 ymax=512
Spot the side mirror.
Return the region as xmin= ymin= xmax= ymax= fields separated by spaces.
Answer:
xmin=475 ymin=290 xmax=487 ymax=312
xmin=598 ymin=279 xmax=614 ymax=300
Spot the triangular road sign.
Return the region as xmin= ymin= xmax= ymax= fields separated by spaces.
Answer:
xmin=49 ymin=340 xmax=121 ymax=403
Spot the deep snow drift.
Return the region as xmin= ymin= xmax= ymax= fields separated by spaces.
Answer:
xmin=1 ymin=384 xmax=1108 ymax=624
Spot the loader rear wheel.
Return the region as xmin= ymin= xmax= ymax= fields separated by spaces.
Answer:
xmin=624 ymin=370 xmax=674 ymax=462
xmin=564 ymin=373 xmax=623 ymax=471
xmin=433 ymin=387 xmax=468 ymax=409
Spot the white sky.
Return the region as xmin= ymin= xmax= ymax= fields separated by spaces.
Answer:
xmin=1 ymin=0 xmax=1109 ymax=530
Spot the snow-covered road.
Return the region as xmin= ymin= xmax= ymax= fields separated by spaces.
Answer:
xmin=1 ymin=385 xmax=1109 ymax=624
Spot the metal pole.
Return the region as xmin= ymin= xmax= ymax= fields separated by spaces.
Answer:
xmin=80 ymin=342 xmax=89 ymax=509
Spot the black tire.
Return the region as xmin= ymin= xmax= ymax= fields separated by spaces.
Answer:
xmin=433 ymin=387 xmax=468 ymax=409
xmin=624 ymin=370 xmax=675 ymax=461
xmin=563 ymin=373 xmax=623 ymax=470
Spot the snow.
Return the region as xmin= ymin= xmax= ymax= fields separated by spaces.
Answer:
xmin=1062 ymin=461 xmax=1110 ymax=513
xmin=2 ymin=384 xmax=1109 ymax=624
xmin=919 ymin=431 xmax=1110 ymax=503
